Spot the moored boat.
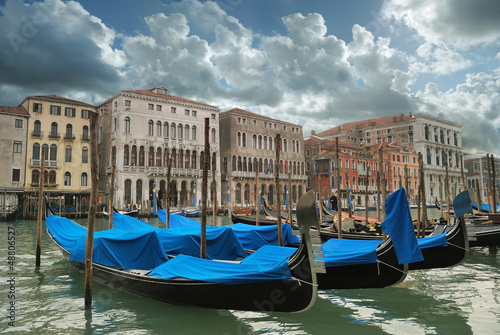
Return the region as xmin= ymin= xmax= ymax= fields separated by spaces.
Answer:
xmin=46 ymin=191 xmax=323 ymax=312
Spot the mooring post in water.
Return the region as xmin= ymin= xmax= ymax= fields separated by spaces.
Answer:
xmin=212 ymin=153 xmax=217 ymax=226
xmin=166 ymin=157 xmax=172 ymax=228
xmin=255 ymin=165 xmax=260 ymax=226
xmin=200 ymin=118 xmax=209 ymax=259
xmin=275 ymin=134 xmax=283 ymax=246
xmin=490 ymin=154 xmax=497 ymax=214
xmin=335 ymin=137 xmax=342 ymax=239
xmin=36 ymin=148 xmax=45 ymax=268
xmin=85 ymin=111 xmax=99 ymax=308
xmin=108 ymin=165 xmax=115 ymax=229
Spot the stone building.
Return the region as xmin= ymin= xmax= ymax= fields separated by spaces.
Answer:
xmin=219 ymin=108 xmax=307 ymax=209
xmin=312 ymin=112 xmax=465 ymax=205
xmin=20 ymin=95 xmax=95 ymax=211
xmin=464 ymin=153 xmax=499 ymax=208
xmin=96 ymin=86 xmax=221 ymax=210
xmin=0 ymin=106 xmax=29 ymax=210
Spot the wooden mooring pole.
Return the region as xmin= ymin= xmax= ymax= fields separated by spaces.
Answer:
xmin=275 ymin=134 xmax=283 ymax=246
xmin=200 ymin=118 xmax=209 ymax=259
xmin=35 ymin=148 xmax=45 ymax=267
xmin=84 ymin=112 xmax=99 ymax=308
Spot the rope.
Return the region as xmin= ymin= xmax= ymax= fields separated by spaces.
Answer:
xmin=447 ymin=241 xmax=469 ymax=252
xmin=376 ymin=260 xmax=408 ymax=275
xmin=291 ymin=277 xmax=318 ymax=287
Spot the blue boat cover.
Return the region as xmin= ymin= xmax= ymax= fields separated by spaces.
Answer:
xmin=320 ymin=239 xmax=380 ymax=267
xmin=381 ymin=188 xmax=424 ymax=264
xmin=147 ymin=253 xmax=292 ymax=284
xmin=157 ymin=212 xmax=300 ymax=249
xmin=472 ymin=203 xmax=499 ymax=212
xmin=157 ymin=209 xmax=200 ymax=227
xmin=241 ymin=245 xmax=297 ymax=265
xmin=417 ymin=233 xmax=447 ymax=249
xmin=46 ymin=215 xmax=168 ymax=270
xmin=113 ymin=213 xmax=247 ymax=260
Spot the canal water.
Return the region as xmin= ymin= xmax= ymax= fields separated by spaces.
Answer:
xmin=1 ymin=212 xmax=499 ymax=334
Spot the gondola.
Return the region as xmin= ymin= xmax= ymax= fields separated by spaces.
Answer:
xmin=181 ymin=207 xmax=201 ymax=217
xmin=45 ymin=191 xmax=323 ymax=313
xmin=1 ymin=206 xmax=20 ymax=222
xmin=103 ymin=206 xmax=139 ymax=217
xmin=230 ymin=209 xmax=279 ymax=226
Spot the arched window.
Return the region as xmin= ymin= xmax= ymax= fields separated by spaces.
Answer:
xmin=178 ymin=123 xmax=183 ymax=139
xmin=51 ymin=122 xmax=58 ymax=137
xmin=82 ymin=147 xmax=89 ymax=164
xmin=49 ymin=171 xmax=56 ymax=184
xmin=65 ymin=124 xmax=73 ymax=138
xmin=237 ymin=132 xmax=241 ymax=146
xmin=440 ymin=129 xmax=444 ymax=143
xmin=424 ymin=126 xmax=429 ymax=141
xmin=139 ymin=146 xmax=145 ymax=166
xmin=171 ymin=149 xmax=177 ymax=167
xmin=211 ymin=128 xmax=216 ymax=142
xmin=34 ymin=120 xmax=41 ymax=135
xmin=263 ymin=136 xmax=268 ymax=150
xmin=125 ymin=117 xmax=130 ymax=133
xmin=253 ymin=134 xmax=257 ymax=148
xmin=64 ymin=172 xmax=71 ymax=186
xmin=65 ymin=145 xmax=72 ymax=163
xmin=31 ymin=169 xmax=39 ymax=184
xmin=191 ymin=151 xmax=197 ymax=170
xmin=192 ymin=126 xmax=197 ymax=140
xmin=131 ymin=145 xmax=137 ymax=166
xmin=171 ymin=123 xmax=176 ymax=138
xmin=296 ymin=140 xmax=299 ymax=153
xmin=426 ymin=148 xmax=431 ymax=165
xmin=238 ymin=156 xmax=242 ymax=171
xmin=148 ymin=120 xmax=154 ymax=136
xmin=185 ymin=125 xmax=190 ymax=140
xmin=156 ymin=121 xmax=162 ymax=137
xmin=124 ymin=145 xmax=129 ymax=165
xmin=242 ymin=133 xmax=246 ymax=147
xmin=243 ymin=157 xmax=247 ymax=172
xmin=185 ymin=150 xmax=190 ymax=169
xmin=232 ymin=156 xmax=236 ymax=171
xmin=82 ymin=125 xmax=89 ymax=140
xmin=164 ymin=122 xmax=169 ymax=138
xmin=32 ymin=143 xmax=40 ymax=160
xmin=258 ymin=135 xmax=262 ymax=149
xmin=81 ymin=172 xmax=88 ymax=187
xmin=148 ymin=147 xmax=154 ymax=166
xmin=156 ymin=148 xmax=162 ymax=167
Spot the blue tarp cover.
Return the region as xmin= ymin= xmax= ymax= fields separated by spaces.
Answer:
xmin=157 ymin=209 xmax=200 ymax=227
xmin=46 ymin=215 xmax=168 ymax=270
xmin=381 ymin=188 xmax=424 ymax=264
xmin=147 ymin=253 xmax=292 ymax=284
xmin=417 ymin=233 xmax=447 ymax=249
xmin=241 ymin=245 xmax=297 ymax=265
xmin=320 ymin=239 xmax=380 ymax=267
xmin=113 ymin=213 xmax=247 ymax=260
xmin=472 ymin=203 xmax=499 ymax=212
xmin=157 ymin=212 xmax=300 ymax=249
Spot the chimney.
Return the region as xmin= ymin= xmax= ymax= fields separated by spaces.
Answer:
xmin=311 ymin=130 xmax=316 ymax=136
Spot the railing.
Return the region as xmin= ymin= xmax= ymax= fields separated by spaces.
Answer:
xmin=31 ymin=131 xmax=43 ymax=138
xmin=64 ymin=134 xmax=75 ymax=141
xmin=49 ymin=132 xmax=60 ymax=140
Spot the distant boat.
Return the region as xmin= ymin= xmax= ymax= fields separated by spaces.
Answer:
xmin=181 ymin=207 xmax=201 ymax=217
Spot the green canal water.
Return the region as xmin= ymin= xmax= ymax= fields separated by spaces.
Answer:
xmin=1 ymin=213 xmax=499 ymax=334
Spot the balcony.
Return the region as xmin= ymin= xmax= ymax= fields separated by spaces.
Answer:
xmin=64 ymin=134 xmax=75 ymax=142
xmin=81 ymin=135 xmax=90 ymax=143
xmin=49 ymin=132 xmax=60 ymax=140
xmin=30 ymin=159 xmax=58 ymax=168
xmin=31 ymin=130 xmax=43 ymax=139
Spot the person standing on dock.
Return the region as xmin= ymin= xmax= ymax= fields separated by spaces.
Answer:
xmin=330 ymin=193 xmax=338 ymax=211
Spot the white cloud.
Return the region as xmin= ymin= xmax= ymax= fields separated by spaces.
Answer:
xmin=382 ymin=0 xmax=500 ymax=49
xmin=411 ymin=42 xmax=473 ymax=75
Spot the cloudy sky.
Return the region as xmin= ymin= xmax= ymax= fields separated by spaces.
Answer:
xmin=1 ymin=0 xmax=499 ymax=155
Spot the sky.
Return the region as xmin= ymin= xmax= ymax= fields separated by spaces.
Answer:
xmin=1 ymin=0 xmax=499 ymax=155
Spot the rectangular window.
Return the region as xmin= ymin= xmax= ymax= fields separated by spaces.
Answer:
xmin=185 ymin=109 xmax=190 ymax=115
xmin=171 ymin=107 xmax=176 ymax=114
xmin=81 ymin=109 xmax=91 ymax=119
xmin=65 ymin=107 xmax=76 ymax=117
xmin=156 ymin=105 xmax=162 ymax=111
xmin=376 ymin=130 xmax=381 ymax=135
xmin=12 ymin=168 xmax=20 ymax=182
xmin=211 ymin=113 xmax=216 ymax=120
xmin=13 ymin=141 xmax=22 ymax=153
xmin=148 ymin=104 xmax=154 ymax=110
xmin=33 ymin=103 xmax=42 ymax=113
xmin=15 ymin=119 xmax=23 ymax=128
xmin=192 ymin=110 xmax=197 ymax=117
xmin=50 ymin=105 xmax=61 ymax=115
xmin=387 ymin=129 xmax=392 ymax=133
xmin=125 ymin=100 xmax=131 ymax=107
xmin=253 ymin=120 xmax=257 ymax=126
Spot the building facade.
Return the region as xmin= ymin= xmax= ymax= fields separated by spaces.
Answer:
xmin=97 ymin=86 xmax=221 ymax=210
xmin=464 ymin=153 xmax=499 ymax=207
xmin=20 ymin=95 xmax=95 ymax=208
xmin=219 ymin=108 xmax=307 ymax=208
xmin=312 ymin=112 xmax=465 ymax=205
xmin=0 ymin=106 xmax=29 ymax=210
